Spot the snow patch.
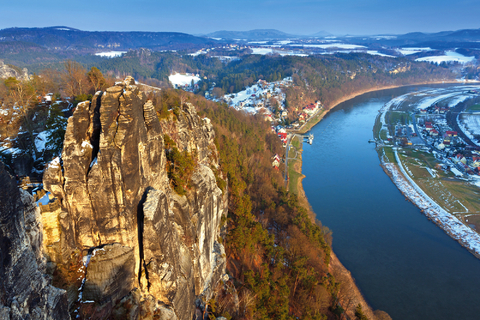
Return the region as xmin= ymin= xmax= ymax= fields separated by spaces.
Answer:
xmin=168 ymin=73 xmax=201 ymax=87
xmin=49 ymin=157 xmax=61 ymax=169
xmin=416 ymin=51 xmax=475 ymax=64
xmin=292 ymin=43 xmax=366 ymax=49
xmin=398 ymin=47 xmax=432 ymax=55
xmin=95 ymin=51 xmax=127 ymax=58
xmin=35 ymin=131 xmax=49 ymax=153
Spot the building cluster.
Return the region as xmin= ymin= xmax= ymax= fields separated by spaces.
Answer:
xmin=393 ymin=102 xmax=480 ymax=178
xmin=295 ymin=102 xmax=322 ymax=127
xmin=222 ymin=78 xmax=292 ymax=116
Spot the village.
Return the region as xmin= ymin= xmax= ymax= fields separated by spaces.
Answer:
xmin=386 ymin=89 xmax=480 ymax=181
xmin=170 ymin=72 xmax=322 ymax=147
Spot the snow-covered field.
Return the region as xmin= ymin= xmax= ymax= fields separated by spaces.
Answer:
xmin=416 ymin=51 xmax=475 ymax=64
xmin=251 ymin=48 xmax=274 ymax=55
xmin=384 ymin=153 xmax=480 ymax=256
xmin=459 ymin=114 xmax=480 ymax=146
xmin=168 ymin=73 xmax=200 ymax=87
xmin=413 ymin=86 xmax=478 ymax=110
xmin=462 ymin=115 xmax=480 ymax=133
xmin=95 ymin=51 xmax=127 ymax=58
xmin=379 ymin=93 xmax=410 ymax=126
xmin=397 ymin=47 xmax=432 ymax=55
xmin=250 ymin=48 xmax=307 ymax=57
xmin=292 ymin=43 xmax=366 ymax=49
xmin=366 ymin=50 xmax=395 ymax=58
xmin=448 ymin=95 xmax=472 ymax=108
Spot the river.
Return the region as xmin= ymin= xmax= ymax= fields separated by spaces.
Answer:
xmin=301 ymin=85 xmax=480 ymax=320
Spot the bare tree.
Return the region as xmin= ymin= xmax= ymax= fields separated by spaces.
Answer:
xmin=4 ymin=77 xmax=38 ymax=155
xmin=62 ymin=60 xmax=89 ymax=98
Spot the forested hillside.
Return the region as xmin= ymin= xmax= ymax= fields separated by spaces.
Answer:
xmin=149 ymin=89 xmax=385 ymax=319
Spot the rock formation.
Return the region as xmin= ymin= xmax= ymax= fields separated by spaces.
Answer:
xmin=0 ymin=163 xmax=69 ymax=319
xmin=42 ymin=77 xmax=227 ymax=319
xmin=0 ymin=60 xmax=29 ymax=80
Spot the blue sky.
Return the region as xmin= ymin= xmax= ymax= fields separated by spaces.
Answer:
xmin=1 ymin=0 xmax=479 ymax=35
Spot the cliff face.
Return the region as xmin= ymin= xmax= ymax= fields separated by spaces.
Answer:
xmin=0 ymin=163 xmax=69 ymax=320
xmin=42 ymin=77 xmax=227 ymax=319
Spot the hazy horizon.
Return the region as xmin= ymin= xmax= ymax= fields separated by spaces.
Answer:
xmin=1 ymin=0 xmax=479 ymax=36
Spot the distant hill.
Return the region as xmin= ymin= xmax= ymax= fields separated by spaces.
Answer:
xmin=345 ymin=28 xmax=480 ymax=49
xmin=310 ymin=30 xmax=333 ymax=38
xmin=206 ymin=29 xmax=300 ymax=40
xmin=0 ymin=26 xmax=220 ymax=51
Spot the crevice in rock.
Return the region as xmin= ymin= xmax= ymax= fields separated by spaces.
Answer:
xmin=112 ymin=93 xmax=123 ymax=150
xmin=76 ymin=244 xmax=106 ymax=304
xmin=85 ymin=95 xmax=103 ymax=245
xmin=137 ymin=187 xmax=153 ymax=290
xmin=86 ymin=92 xmax=102 ymax=177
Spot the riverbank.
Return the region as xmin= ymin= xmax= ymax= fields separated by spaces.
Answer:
xmin=329 ymin=251 xmax=377 ymax=320
xmin=371 ymin=83 xmax=480 ymax=259
xmin=287 ymin=108 xmax=381 ymax=319
xmin=381 ymin=150 xmax=480 ymax=258
xmin=289 ymin=80 xmax=463 ymax=135
xmin=287 ymin=81 xmax=473 ymax=319
xmin=289 ymin=133 xmax=380 ymax=319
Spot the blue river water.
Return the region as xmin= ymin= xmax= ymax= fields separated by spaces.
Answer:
xmin=301 ymin=86 xmax=480 ymax=320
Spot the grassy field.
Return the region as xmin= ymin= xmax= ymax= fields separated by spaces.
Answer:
xmin=373 ymin=114 xmax=382 ymax=139
xmin=389 ymin=111 xmax=409 ymax=125
xmin=468 ymin=104 xmax=480 ymax=112
xmin=380 ymin=129 xmax=388 ymax=140
xmin=397 ymin=148 xmax=480 ymax=215
xmin=465 ymin=214 xmax=480 ymax=232
xmin=378 ymin=146 xmax=396 ymax=163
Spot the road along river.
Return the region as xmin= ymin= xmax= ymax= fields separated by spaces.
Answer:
xmin=302 ymin=85 xmax=480 ymax=320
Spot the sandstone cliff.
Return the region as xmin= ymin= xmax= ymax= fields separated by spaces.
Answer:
xmin=0 ymin=163 xmax=69 ymax=320
xmin=42 ymin=77 xmax=227 ymax=319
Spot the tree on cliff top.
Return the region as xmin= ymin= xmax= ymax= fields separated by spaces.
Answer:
xmin=62 ymin=60 xmax=90 ymax=98
xmin=3 ymin=76 xmax=38 ymax=156
xmin=87 ymin=66 xmax=107 ymax=93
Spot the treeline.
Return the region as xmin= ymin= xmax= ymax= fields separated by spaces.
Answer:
xmin=284 ymin=53 xmax=455 ymax=110
xmin=149 ymin=89 xmax=366 ymax=319
xmin=84 ymin=50 xmax=455 ymax=113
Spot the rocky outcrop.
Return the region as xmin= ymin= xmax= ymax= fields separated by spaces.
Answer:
xmin=0 ymin=60 xmax=28 ymax=80
xmin=0 ymin=163 xmax=69 ymax=320
xmin=42 ymin=77 xmax=227 ymax=319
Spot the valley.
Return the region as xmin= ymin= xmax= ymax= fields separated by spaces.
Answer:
xmin=1 ymin=23 xmax=480 ymax=320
